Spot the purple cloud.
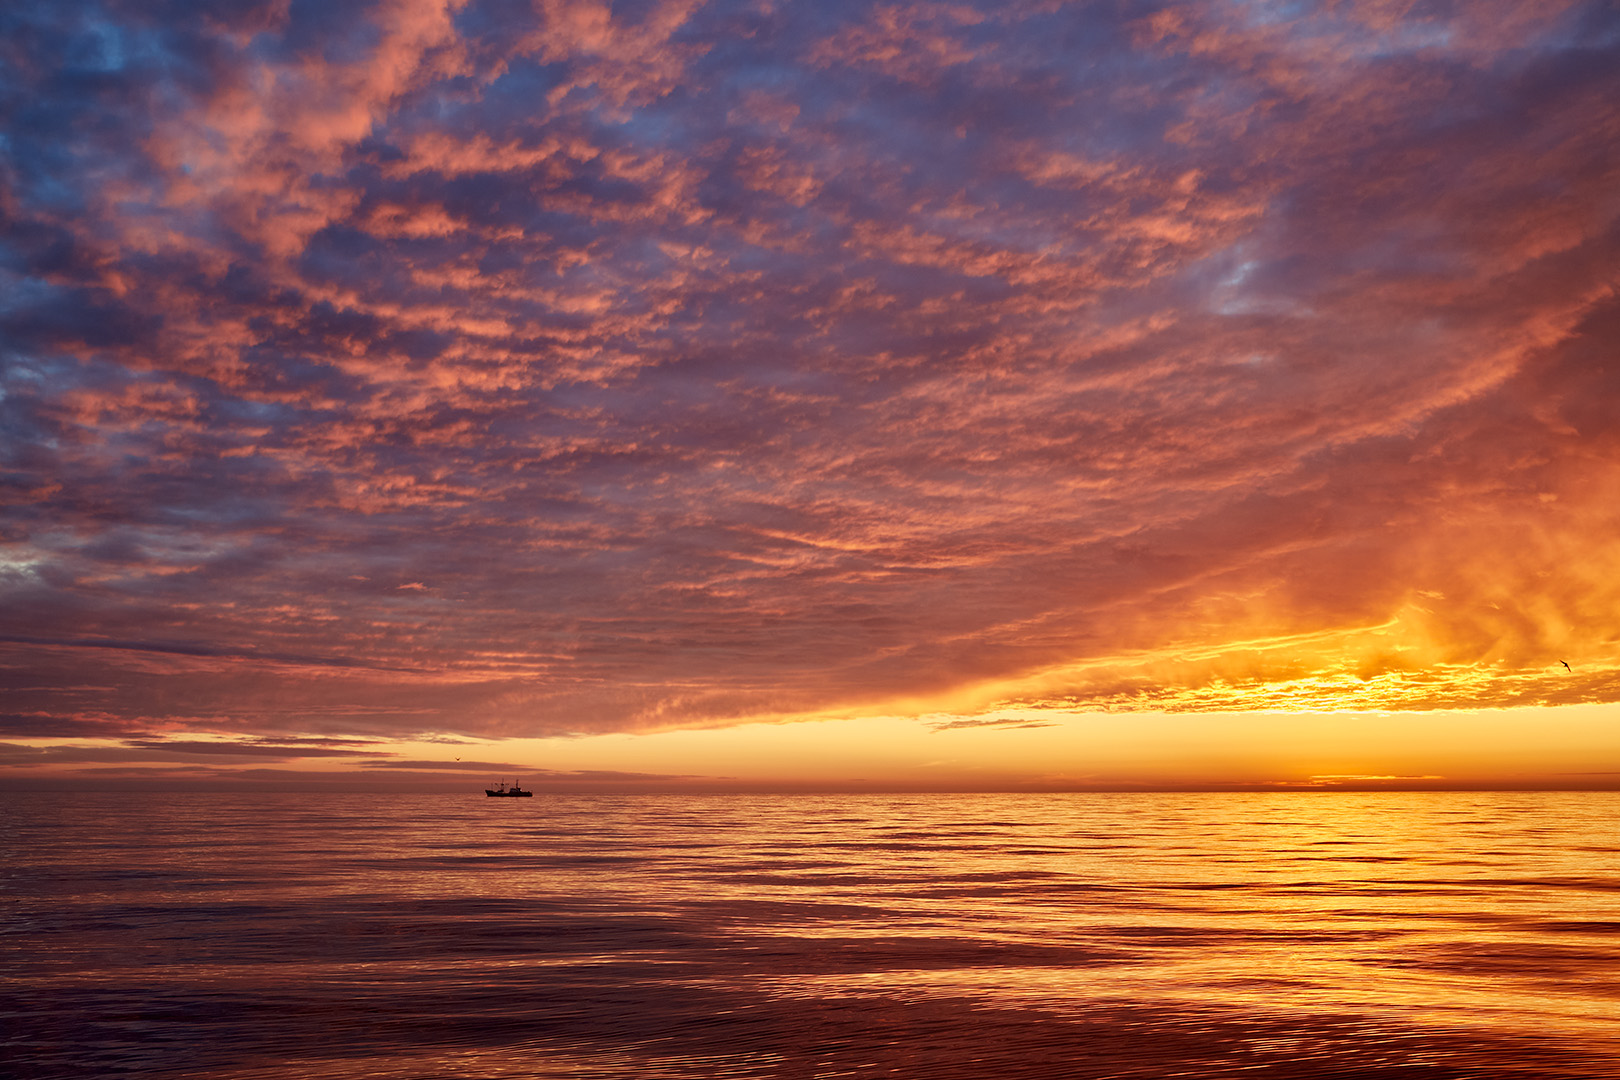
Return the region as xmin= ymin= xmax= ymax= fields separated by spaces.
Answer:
xmin=2 ymin=0 xmax=1618 ymax=752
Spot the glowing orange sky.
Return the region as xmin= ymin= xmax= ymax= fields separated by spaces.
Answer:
xmin=3 ymin=0 xmax=1619 ymax=789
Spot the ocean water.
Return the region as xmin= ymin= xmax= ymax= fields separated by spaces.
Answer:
xmin=4 ymin=791 xmax=1620 ymax=1079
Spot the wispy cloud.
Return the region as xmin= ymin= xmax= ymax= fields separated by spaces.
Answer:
xmin=928 ymin=717 xmax=1058 ymax=732
xmin=2 ymin=0 xmax=1617 ymax=756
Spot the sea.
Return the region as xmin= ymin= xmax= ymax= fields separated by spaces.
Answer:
xmin=4 ymin=791 xmax=1620 ymax=1078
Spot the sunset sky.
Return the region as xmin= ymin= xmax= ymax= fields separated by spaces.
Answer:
xmin=4 ymin=0 xmax=1619 ymax=790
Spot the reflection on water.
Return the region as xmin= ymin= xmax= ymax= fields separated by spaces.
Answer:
xmin=4 ymin=792 xmax=1619 ymax=1077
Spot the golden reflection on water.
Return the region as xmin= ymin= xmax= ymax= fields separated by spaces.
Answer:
xmin=7 ymin=791 xmax=1620 ymax=1077
xmin=515 ymin=792 xmax=1620 ymax=1048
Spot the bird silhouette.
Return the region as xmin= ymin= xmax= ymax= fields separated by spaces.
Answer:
xmin=1560 ymin=660 xmax=1571 ymax=672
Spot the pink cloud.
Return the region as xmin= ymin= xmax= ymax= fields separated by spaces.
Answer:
xmin=2 ymin=0 xmax=1618 ymax=756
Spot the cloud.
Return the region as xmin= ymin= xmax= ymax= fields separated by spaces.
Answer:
xmin=1303 ymin=775 xmax=1445 ymax=784
xmin=2 ymin=0 xmax=1618 ymax=750
xmin=361 ymin=759 xmax=695 ymax=782
xmin=0 ymin=713 xmax=149 ymax=739
xmin=119 ymin=739 xmax=394 ymax=757
xmin=363 ymin=758 xmax=529 ymax=771
xmin=0 ymin=737 xmax=395 ymax=767
xmin=927 ymin=717 xmax=1058 ymax=732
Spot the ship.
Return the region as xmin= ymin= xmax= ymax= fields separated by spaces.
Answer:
xmin=485 ymin=779 xmax=533 ymax=797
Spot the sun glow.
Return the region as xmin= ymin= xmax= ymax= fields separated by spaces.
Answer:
xmin=374 ymin=703 xmax=1620 ymax=791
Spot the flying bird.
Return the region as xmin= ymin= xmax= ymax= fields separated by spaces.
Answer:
xmin=1560 ymin=660 xmax=1571 ymax=672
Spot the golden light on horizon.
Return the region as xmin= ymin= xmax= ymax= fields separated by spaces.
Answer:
xmin=21 ymin=700 xmax=1614 ymax=792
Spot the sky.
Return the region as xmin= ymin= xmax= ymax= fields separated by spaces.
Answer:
xmin=3 ymin=0 xmax=1619 ymax=791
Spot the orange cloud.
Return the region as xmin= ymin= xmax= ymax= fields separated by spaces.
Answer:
xmin=3 ymin=0 xmax=1618 ymax=779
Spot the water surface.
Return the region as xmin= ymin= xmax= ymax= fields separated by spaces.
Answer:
xmin=5 ymin=791 xmax=1619 ymax=1077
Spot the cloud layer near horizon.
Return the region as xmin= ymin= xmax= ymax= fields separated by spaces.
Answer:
xmin=4 ymin=0 xmax=1620 ymax=747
